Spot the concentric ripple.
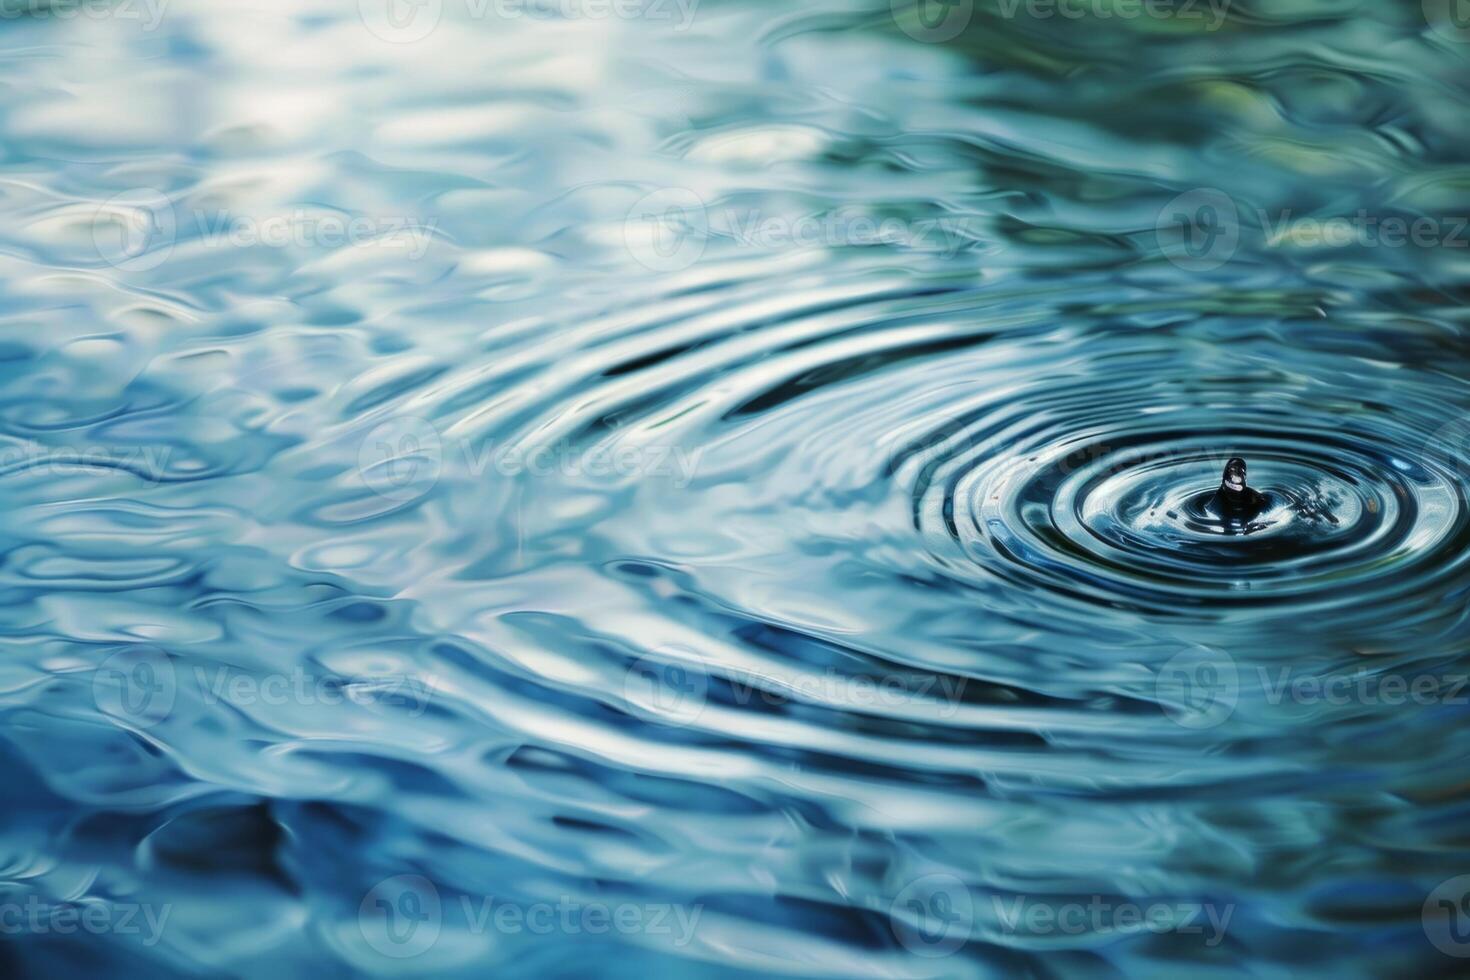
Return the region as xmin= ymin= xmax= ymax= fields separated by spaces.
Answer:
xmin=936 ymin=415 xmax=1470 ymax=618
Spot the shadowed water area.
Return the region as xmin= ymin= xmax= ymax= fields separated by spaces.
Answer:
xmin=1 ymin=1 xmax=1469 ymax=977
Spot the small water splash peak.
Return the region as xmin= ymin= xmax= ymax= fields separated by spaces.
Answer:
xmin=1208 ymin=456 xmax=1268 ymax=525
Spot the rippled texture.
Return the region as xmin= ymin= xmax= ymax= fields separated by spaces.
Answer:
xmin=2 ymin=1 xmax=1470 ymax=978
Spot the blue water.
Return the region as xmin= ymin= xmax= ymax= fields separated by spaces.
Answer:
xmin=3 ymin=1 xmax=1470 ymax=977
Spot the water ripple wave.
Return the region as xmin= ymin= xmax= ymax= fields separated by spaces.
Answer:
xmin=0 ymin=2 xmax=1468 ymax=979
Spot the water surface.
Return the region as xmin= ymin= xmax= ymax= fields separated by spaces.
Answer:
xmin=2 ymin=1 xmax=1469 ymax=977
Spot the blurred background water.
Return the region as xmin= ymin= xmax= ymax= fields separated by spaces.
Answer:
xmin=2 ymin=0 xmax=1470 ymax=976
